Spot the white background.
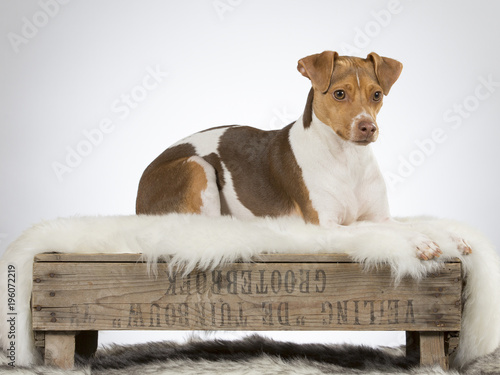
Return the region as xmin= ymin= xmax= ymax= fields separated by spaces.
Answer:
xmin=1 ymin=0 xmax=499 ymax=348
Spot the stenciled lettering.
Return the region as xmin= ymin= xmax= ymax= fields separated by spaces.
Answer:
xmin=320 ymin=299 xmax=416 ymax=326
xmin=163 ymin=268 xmax=328 ymax=296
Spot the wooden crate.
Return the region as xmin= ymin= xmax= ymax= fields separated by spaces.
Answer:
xmin=32 ymin=253 xmax=462 ymax=369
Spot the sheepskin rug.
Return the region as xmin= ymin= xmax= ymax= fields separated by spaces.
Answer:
xmin=1 ymin=214 xmax=500 ymax=370
xmin=0 ymin=335 xmax=499 ymax=374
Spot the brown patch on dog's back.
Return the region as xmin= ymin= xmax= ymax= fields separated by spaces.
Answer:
xmin=218 ymin=125 xmax=319 ymax=223
xmin=218 ymin=127 xmax=284 ymax=216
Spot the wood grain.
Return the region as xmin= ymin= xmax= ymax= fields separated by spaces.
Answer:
xmin=44 ymin=331 xmax=75 ymax=369
xmin=420 ymin=332 xmax=449 ymax=369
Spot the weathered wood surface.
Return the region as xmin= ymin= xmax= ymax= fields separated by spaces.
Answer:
xmin=32 ymin=254 xmax=461 ymax=332
xmin=44 ymin=331 xmax=75 ymax=369
xmin=406 ymin=331 xmax=451 ymax=370
xmin=420 ymin=332 xmax=449 ymax=369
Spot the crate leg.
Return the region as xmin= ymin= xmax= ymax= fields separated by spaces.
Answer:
xmin=44 ymin=331 xmax=76 ymax=369
xmin=419 ymin=332 xmax=449 ymax=370
xmin=76 ymin=330 xmax=98 ymax=360
xmin=406 ymin=331 xmax=449 ymax=370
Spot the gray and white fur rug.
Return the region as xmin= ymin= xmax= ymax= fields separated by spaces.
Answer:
xmin=0 ymin=335 xmax=499 ymax=374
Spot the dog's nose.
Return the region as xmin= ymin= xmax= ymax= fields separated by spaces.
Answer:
xmin=357 ymin=121 xmax=377 ymax=135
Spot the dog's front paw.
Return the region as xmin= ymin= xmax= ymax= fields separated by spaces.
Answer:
xmin=454 ymin=237 xmax=472 ymax=255
xmin=416 ymin=240 xmax=442 ymax=261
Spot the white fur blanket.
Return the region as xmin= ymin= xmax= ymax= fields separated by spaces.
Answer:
xmin=1 ymin=214 xmax=500 ymax=369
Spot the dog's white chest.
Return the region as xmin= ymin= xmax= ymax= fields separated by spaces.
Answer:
xmin=289 ymin=116 xmax=388 ymax=226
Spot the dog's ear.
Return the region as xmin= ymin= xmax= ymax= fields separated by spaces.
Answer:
xmin=297 ymin=51 xmax=338 ymax=94
xmin=367 ymin=52 xmax=403 ymax=95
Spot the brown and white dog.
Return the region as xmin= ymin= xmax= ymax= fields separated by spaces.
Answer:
xmin=136 ymin=51 xmax=460 ymax=260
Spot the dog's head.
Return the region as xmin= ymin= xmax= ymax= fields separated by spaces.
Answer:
xmin=297 ymin=51 xmax=402 ymax=145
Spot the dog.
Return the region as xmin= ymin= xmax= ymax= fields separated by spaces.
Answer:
xmin=136 ymin=51 xmax=470 ymax=260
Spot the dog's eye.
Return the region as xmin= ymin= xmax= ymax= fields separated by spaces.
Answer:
xmin=333 ymin=90 xmax=346 ymax=100
xmin=373 ymin=91 xmax=382 ymax=102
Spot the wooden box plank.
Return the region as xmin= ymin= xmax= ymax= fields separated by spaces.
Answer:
xmin=32 ymin=255 xmax=461 ymax=332
xmin=33 ymin=253 xmax=373 ymax=263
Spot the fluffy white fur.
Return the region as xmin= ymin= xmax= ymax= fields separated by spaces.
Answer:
xmin=0 ymin=214 xmax=499 ymax=368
